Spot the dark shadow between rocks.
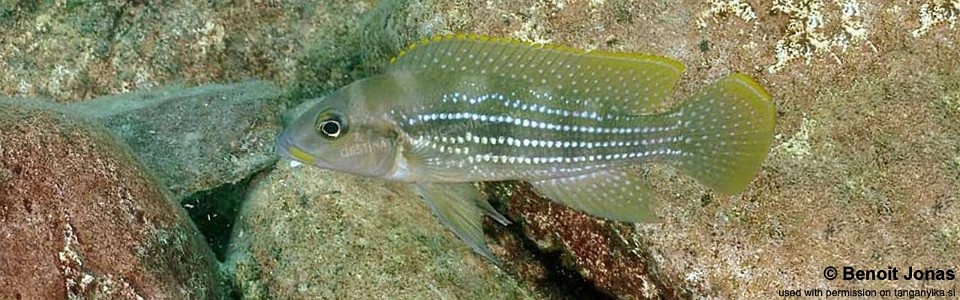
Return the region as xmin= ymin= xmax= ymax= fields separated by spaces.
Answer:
xmin=182 ymin=174 xmax=260 ymax=262
xmin=483 ymin=182 xmax=614 ymax=300
xmin=494 ymin=221 xmax=614 ymax=300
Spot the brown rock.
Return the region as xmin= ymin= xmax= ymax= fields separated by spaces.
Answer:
xmin=0 ymin=99 xmax=225 ymax=299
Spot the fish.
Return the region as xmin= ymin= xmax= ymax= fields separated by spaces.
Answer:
xmin=276 ymin=34 xmax=776 ymax=264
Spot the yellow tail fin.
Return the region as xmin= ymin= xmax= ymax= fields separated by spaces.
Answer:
xmin=671 ymin=74 xmax=775 ymax=194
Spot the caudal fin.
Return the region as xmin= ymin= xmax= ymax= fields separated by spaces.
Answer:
xmin=670 ymin=74 xmax=775 ymax=194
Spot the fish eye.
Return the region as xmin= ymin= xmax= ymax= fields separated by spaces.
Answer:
xmin=319 ymin=120 xmax=341 ymax=137
xmin=315 ymin=111 xmax=347 ymax=139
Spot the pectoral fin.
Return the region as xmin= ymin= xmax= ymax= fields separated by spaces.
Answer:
xmin=529 ymin=169 xmax=660 ymax=223
xmin=412 ymin=182 xmax=509 ymax=264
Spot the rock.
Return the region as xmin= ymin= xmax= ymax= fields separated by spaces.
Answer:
xmin=68 ymin=81 xmax=283 ymax=201
xmin=0 ymin=99 xmax=226 ymax=299
xmin=225 ymin=162 xmax=537 ymax=299
xmin=0 ymin=0 xmax=409 ymax=102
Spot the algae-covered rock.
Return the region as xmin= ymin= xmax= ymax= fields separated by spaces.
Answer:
xmin=68 ymin=80 xmax=283 ymax=201
xmin=225 ymin=162 xmax=537 ymax=299
xmin=0 ymin=0 xmax=310 ymax=101
xmin=0 ymin=99 xmax=226 ymax=299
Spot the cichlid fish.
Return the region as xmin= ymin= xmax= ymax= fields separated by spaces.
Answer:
xmin=277 ymin=34 xmax=775 ymax=263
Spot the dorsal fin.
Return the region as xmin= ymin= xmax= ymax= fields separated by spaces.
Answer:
xmin=387 ymin=34 xmax=686 ymax=115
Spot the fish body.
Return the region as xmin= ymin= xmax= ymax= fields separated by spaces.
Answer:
xmin=277 ymin=35 xmax=775 ymax=263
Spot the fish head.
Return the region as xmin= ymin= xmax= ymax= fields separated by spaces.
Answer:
xmin=276 ymin=80 xmax=402 ymax=178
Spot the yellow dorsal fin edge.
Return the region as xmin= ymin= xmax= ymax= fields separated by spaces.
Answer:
xmin=392 ymin=34 xmax=632 ymax=58
xmin=388 ymin=34 xmax=685 ymax=74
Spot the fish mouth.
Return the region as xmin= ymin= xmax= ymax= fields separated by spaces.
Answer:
xmin=276 ymin=134 xmax=317 ymax=165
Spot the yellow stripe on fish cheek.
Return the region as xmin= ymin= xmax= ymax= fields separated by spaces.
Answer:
xmin=289 ymin=146 xmax=317 ymax=165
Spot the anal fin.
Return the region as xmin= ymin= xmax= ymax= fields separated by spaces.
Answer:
xmin=529 ymin=169 xmax=660 ymax=223
xmin=412 ymin=182 xmax=509 ymax=264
